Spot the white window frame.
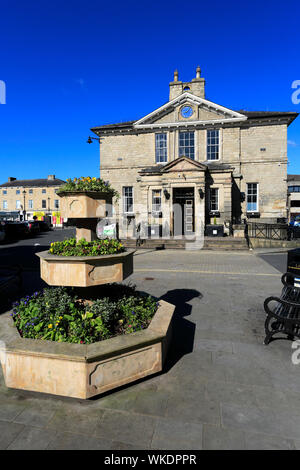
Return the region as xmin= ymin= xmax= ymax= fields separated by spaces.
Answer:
xmin=54 ymin=199 xmax=59 ymax=209
xmin=16 ymin=200 xmax=21 ymax=209
xmin=155 ymin=133 xmax=168 ymax=164
xmin=207 ymin=129 xmax=220 ymax=161
xmin=123 ymin=186 xmax=134 ymax=214
xmin=42 ymin=199 xmax=47 ymax=209
xmin=3 ymin=200 xmax=7 ymax=209
xmin=246 ymin=183 xmax=259 ymax=212
xmin=28 ymin=199 xmax=33 ymax=209
xmin=210 ymin=188 xmax=219 ymax=211
xmin=152 ymin=189 xmax=162 ymax=213
xmin=179 ymin=131 xmax=195 ymax=160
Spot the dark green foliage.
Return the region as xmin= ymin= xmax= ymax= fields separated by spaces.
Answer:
xmin=11 ymin=286 xmax=158 ymax=345
xmin=49 ymin=237 xmax=125 ymax=256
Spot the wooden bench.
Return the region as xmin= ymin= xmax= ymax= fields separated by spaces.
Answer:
xmin=264 ymin=272 xmax=300 ymax=344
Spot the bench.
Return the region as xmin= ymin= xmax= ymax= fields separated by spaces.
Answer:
xmin=264 ymin=272 xmax=300 ymax=344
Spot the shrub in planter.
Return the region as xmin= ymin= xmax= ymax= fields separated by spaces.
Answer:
xmin=49 ymin=237 xmax=125 ymax=257
xmin=57 ymin=176 xmax=119 ymax=199
xmin=10 ymin=285 xmax=158 ymax=344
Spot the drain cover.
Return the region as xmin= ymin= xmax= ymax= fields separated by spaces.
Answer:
xmin=143 ymin=277 xmax=155 ymax=281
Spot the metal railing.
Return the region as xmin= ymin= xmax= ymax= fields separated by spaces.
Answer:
xmin=247 ymin=223 xmax=288 ymax=240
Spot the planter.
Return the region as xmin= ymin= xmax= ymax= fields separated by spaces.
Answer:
xmin=58 ymin=191 xmax=113 ymax=219
xmin=36 ymin=249 xmax=135 ymax=287
xmin=0 ymin=300 xmax=175 ymax=399
xmin=205 ymin=224 xmax=224 ymax=237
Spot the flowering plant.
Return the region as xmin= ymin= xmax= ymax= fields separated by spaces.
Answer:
xmin=57 ymin=176 xmax=119 ymax=199
xmin=11 ymin=285 xmax=158 ymax=344
xmin=49 ymin=237 xmax=125 ymax=256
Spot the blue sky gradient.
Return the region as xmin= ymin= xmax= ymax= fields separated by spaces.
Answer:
xmin=0 ymin=0 xmax=299 ymax=181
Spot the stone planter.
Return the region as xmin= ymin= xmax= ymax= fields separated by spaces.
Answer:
xmin=0 ymin=300 xmax=175 ymax=399
xmin=58 ymin=191 xmax=113 ymax=219
xmin=36 ymin=249 xmax=135 ymax=287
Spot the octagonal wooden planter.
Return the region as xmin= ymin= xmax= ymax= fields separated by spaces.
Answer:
xmin=58 ymin=191 xmax=113 ymax=219
xmin=36 ymin=249 xmax=135 ymax=287
xmin=0 ymin=300 xmax=175 ymax=399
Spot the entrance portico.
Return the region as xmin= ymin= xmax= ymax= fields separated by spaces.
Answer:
xmin=135 ymin=156 xmax=233 ymax=239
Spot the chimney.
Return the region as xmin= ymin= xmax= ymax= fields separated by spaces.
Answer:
xmin=169 ymin=66 xmax=206 ymax=100
xmin=48 ymin=175 xmax=55 ymax=180
xmin=8 ymin=177 xmax=16 ymax=182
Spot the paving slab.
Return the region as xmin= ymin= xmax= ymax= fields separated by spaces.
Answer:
xmin=1 ymin=248 xmax=300 ymax=449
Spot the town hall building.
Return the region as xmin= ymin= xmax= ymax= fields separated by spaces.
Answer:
xmin=91 ymin=67 xmax=298 ymax=239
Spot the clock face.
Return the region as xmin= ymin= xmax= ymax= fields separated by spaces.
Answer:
xmin=181 ymin=106 xmax=193 ymax=118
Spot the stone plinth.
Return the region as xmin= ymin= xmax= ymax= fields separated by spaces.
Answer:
xmin=36 ymin=250 xmax=135 ymax=287
xmin=58 ymin=192 xmax=112 ymax=219
xmin=0 ymin=300 xmax=175 ymax=399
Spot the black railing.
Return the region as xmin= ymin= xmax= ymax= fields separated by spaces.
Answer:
xmin=247 ymin=223 xmax=288 ymax=240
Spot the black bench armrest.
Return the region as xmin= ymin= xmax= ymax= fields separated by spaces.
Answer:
xmin=281 ymin=272 xmax=300 ymax=288
xmin=264 ymin=296 xmax=300 ymax=324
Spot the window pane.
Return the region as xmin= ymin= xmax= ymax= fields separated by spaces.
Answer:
xmin=155 ymin=134 xmax=167 ymax=163
xmin=123 ymin=186 xmax=133 ymax=213
xmin=207 ymin=129 xmax=219 ymax=160
xmin=247 ymin=183 xmax=258 ymax=211
xmin=210 ymin=188 xmax=219 ymax=211
xmin=152 ymin=190 xmax=161 ymax=212
xmin=179 ymin=132 xmax=194 ymax=160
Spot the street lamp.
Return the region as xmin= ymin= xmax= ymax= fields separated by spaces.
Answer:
xmin=87 ymin=136 xmax=101 ymax=144
xmin=22 ymin=190 xmax=26 ymax=221
xmin=47 ymin=197 xmax=50 ymax=213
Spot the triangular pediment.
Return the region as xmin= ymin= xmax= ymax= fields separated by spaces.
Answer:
xmin=133 ymin=92 xmax=247 ymax=129
xmin=162 ymin=157 xmax=207 ymax=173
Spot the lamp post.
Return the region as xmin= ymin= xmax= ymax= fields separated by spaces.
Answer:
xmin=22 ymin=190 xmax=26 ymax=221
xmin=47 ymin=197 xmax=50 ymax=214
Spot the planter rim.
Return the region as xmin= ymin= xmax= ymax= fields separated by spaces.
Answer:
xmin=36 ymin=248 xmax=135 ymax=262
xmin=57 ymin=191 xmax=113 ymax=198
xmin=0 ymin=299 xmax=175 ymax=363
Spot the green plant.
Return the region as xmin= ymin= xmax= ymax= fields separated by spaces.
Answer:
xmin=214 ymin=216 xmax=217 ymax=225
xmin=11 ymin=286 xmax=158 ymax=344
xmin=49 ymin=237 xmax=125 ymax=256
xmin=57 ymin=176 xmax=119 ymax=199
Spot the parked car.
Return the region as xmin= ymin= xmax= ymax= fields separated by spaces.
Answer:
xmin=0 ymin=224 xmax=5 ymax=242
xmin=36 ymin=220 xmax=51 ymax=231
xmin=288 ymin=216 xmax=300 ymax=239
xmin=25 ymin=220 xmax=41 ymax=235
xmin=3 ymin=222 xmax=30 ymax=240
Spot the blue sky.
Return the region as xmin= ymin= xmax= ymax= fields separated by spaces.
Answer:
xmin=0 ymin=0 xmax=299 ymax=181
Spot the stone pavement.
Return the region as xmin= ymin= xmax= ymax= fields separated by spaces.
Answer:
xmin=1 ymin=249 xmax=300 ymax=450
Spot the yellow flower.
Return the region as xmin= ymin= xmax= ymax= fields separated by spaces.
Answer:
xmin=92 ymin=177 xmax=96 ymax=181
xmin=48 ymin=324 xmax=53 ymax=329
xmin=59 ymin=316 xmax=63 ymax=320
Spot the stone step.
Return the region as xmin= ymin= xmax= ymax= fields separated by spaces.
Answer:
xmin=121 ymin=237 xmax=249 ymax=251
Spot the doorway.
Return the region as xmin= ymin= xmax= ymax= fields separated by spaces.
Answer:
xmin=172 ymin=187 xmax=195 ymax=237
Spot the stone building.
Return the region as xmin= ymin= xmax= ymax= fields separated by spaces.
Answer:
xmin=0 ymin=175 xmax=65 ymax=222
xmin=287 ymin=174 xmax=300 ymax=221
xmin=91 ymin=67 xmax=298 ymax=239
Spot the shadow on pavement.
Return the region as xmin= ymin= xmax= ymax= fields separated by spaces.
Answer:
xmin=257 ymin=252 xmax=287 ymax=274
xmin=0 ymin=244 xmax=49 ymax=270
xmin=159 ymin=288 xmax=201 ymax=372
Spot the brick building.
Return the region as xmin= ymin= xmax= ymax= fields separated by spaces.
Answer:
xmin=91 ymin=67 xmax=298 ymax=238
xmin=0 ymin=175 xmax=65 ymax=222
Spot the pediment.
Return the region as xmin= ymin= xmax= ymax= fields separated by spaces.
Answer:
xmin=162 ymin=157 xmax=207 ymax=173
xmin=134 ymin=93 xmax=247 ymax=129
